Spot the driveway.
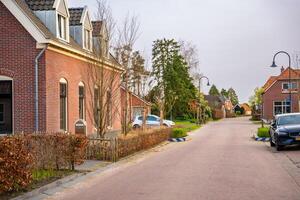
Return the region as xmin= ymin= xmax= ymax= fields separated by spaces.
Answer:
xmin=48 ymin=117 xmax=300 ymax=200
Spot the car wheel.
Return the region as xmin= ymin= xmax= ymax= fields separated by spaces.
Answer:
xmin=133 ymin=124 xmax=140 ymax=129
xmin=275 ymin=137 xmax=283 ymax=151
xmin=162 ymin=124 xmax=169 ymax=127
xmin=270 ymin=135 xmax=275 ymax=147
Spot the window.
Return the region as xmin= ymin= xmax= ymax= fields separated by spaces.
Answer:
xmin=106 ymin=90 xmax=112 ymax=127
xmin=273 ymin=101 xmax=291 ymax=115
xmin=94 ymin=87 xmax=100 ymax=127
xmin=0 ymin=104 xmax=4 ymax=123
xmin=84 ymin=29 xmax=91 ymax=50
xmin=58 ymin=14 xmax=67 ymax=40
xmin=60 ymin=79 xmax=67 ymax=131
xmin=147 ymin=116 xmax=158 ymax=121
xmin=79 ymin=83 xmax=85 ymax=120
xmin=282 ymin=82 xmax=297 ymax=92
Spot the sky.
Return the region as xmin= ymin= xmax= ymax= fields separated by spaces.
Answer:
xmin=70 ymin=0 xmax=300 ymax=103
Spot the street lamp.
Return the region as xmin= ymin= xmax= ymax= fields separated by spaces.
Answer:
xmin=198 ymin=76 xmax=210 ymax=92
xmin=197 ymin=75 xmax=210 ymax=124
xmin=270 ymin=51 xmax=292 ymax=113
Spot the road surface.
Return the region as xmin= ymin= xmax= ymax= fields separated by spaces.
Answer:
xmin=49 ymin=117 xmax=300 ymax=200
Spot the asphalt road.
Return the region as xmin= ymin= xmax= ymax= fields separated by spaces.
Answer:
xmin=49 ymin=117 xmax=300 ymax=200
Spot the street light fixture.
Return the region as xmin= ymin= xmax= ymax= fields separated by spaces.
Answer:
xmin=197 ymin=75 xmax=210 ymax=124
xmin=270 ymin=51 xmax=292 ymax=113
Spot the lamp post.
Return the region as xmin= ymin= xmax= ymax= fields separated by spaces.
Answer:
xmin=270 ymin=51 xmax=292 ymax=113
xmin=198 ymin=76 xmax=210 ymax=124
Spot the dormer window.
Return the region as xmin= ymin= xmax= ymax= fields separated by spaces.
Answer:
xmin=58 ymin=14 xmax=67 ymax=40
xmin=84 ymin=28 xmax=92 ymax=50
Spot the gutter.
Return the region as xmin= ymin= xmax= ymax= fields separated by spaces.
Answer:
xmin=35 ymin=45 xmax=47 ymax=132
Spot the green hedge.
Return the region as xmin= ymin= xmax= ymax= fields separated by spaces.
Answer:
xmin=257 ymin=127 xmax=270 ymax=138
xmin=171 ymin=128 xmax=187 ymax=138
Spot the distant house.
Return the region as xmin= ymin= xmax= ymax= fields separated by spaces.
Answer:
xmin=241 ymin=103 xmax=252 ymax=115
xmin=204 ymin=95 xmax=226 ymax=119
xmin=121 ymin=87 xmax=151 ymax=123
xmin=262 ymin=67 xmax=300 ymax=120
xmin=233 ymin=103 xmax=252 ymax=116
xmin=220 ymin=96 xmax=234 ymax=117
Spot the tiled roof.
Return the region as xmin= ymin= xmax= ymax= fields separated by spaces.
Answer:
xmin=263 ymin=67 xmax=300 ymax=92
xmin=24 ymin=0 xmax=55 ymax=11
xmin=69 ymin=8 xmax=84 ymax=26
xmin=92 ymin=21 xmax=103 ymax=37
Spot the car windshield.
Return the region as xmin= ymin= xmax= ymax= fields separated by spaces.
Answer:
xmin=277 ymin=114 xmax=300 ymax=126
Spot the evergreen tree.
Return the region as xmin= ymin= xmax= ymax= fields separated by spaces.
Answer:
xmin=209 ymin=84 xmax=220 ymax=96
xmin=220 ymin=88 xmax=229 ymax=98
xmin=228 ymin=87 xmax=239 ymax=105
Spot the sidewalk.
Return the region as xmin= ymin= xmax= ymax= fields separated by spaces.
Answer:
xmin=13 ymin=160 xmax=111 ymax=200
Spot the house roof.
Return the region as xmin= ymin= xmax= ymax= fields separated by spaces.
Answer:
xmin=241 ymin=103 xmax=251 ymax=111
xmin=11 ymin=0 xmax=122 ymax=70
xmin=69 ymin=8 xmax=84 ymax=26
xmin=92 ymin=21 xmax=103 ymax=37
xmin=263 ymin=67 xmax=300 ymax=93
xmin=204 ymin=95 xmax=224 ymax=109
xmin=121 ymin=87 xmax=152 ymax=106
xmin=24 ymin=0 xmax=55 ymax=11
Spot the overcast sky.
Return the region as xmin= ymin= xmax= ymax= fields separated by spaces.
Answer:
xmin=70 ymin=0 xmax=300 ymax=103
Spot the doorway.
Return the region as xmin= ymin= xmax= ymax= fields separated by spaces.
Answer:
xmin=0 ymin=80 xmax=12 ymax=134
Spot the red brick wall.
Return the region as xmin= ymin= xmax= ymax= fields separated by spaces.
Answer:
xmin=262 ymin=80 xmax=299 ymax=120
xmin=0 ymin=2 xmax=46 ymax=133
xmin=45 ymin=50 xmax=122 ymax=135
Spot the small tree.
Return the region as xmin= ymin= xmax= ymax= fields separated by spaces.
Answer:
xmin=209 ymin=84 xmax=220 ymax=96
xmin=228 ymin=87 xmax=239 ymax=105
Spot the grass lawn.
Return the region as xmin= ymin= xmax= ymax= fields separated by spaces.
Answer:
xmin=174 ymin=120 xmax=201 ymax=133
xmin=0 ymin=169 xmax=76 ymax=200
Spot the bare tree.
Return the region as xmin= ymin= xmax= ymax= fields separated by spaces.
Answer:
xmin=179 ymin=40 xmax=201 ymax=84
xmin=95 ymin=0 xmax=116 ymax=46
xmin=114 ymin=14 xmax=141 ymax=134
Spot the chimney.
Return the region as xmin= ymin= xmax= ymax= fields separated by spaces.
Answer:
xmin=281 ymin=66 xmax=285 ymax=73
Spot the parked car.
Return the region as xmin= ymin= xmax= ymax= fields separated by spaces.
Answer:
xmin=269 ymin=113 xmax=300 ymax=151
xmin=132 ymin=115 xmax=175 ymax=128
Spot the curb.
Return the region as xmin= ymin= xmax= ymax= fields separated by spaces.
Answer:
xmin=169 ymin=138 xmax=186 ymax=142
xmin=12 ymin=172 xmax=87 ymax=200
xmin=254 ymin=136 xmax=270 ymax=142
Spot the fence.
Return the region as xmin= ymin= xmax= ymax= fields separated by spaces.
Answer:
xmin=85 ymin=128 xmax=171 ymax=162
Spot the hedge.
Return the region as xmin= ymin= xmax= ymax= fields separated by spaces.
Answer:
xmin=171 ymin=128 xmax=187 ymax=138
xmin=0 ymin=133 xmax=88 ymax=193
xmin=257 ymin=127 xmax=270 ymax=138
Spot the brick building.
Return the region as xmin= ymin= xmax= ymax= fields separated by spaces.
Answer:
xmin=262 ymin=67 xmax=300 ymax=120
xmin=0 ymin=0 xmax=123 ymax=135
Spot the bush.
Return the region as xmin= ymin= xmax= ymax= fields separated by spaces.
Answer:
xmin=171 ymin=128 xmax=187 ymax=138
xmin=257 ymin=127 xmax=270 ymax=138
xmin=189 ymin=118 xmax=197 ymax=123
xmin=0 ymin=133 xmax=88 ymax=193
xmin=0 ymin=136 xmax=33 ymax=192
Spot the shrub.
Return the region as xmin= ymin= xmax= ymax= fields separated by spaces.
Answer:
xmin=257 ymin=127 xmax=270 ymax=138
xmin=0 ymin=136 xmax=33 ymax=192
xmin=172 ymin=128 xmax=187 ymax=138
xmin=0 ymin=133 xmax=88 ymax=193
xmin=189 ymin=119 xmax=197 ymax=124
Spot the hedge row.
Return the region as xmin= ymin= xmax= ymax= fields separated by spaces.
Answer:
xmin=117 ymin=128 xmax=172 ymax=158
xmin=0 ymin=133 xmax=88 ymax=193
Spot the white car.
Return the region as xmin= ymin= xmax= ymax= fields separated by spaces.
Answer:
xmin=132 ymin=114 xmax=175 ymax=128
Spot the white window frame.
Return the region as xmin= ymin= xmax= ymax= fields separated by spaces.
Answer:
xmin=273 ymin=100 xmax=291 ymax=116
xmin=83 ymin=28 xmax=92 ymax=51
xmin=78 ymin=82 xmax=85 ymax=120
xmin=59 ymin=78 xmax=68 ymax=132
xmin=57 ymin=13 xmax=69 ymax=42
xmin=282 ymin=81 xmax=298 ymax=93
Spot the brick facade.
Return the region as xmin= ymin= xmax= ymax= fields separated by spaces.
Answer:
xmin=0 ymin=2 xmax=122 ymax=135
xmin=262 ymin=80 xmax=299 ymax=120
xmin=0 ymin=2 xmax=46 ymax=133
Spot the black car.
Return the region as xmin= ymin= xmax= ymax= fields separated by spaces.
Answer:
xmin=269 ymin=113 xmax=300 ymax=151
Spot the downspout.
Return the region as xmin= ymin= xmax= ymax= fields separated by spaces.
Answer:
xmin=35 ymin=45 xmax=47 ymax=132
